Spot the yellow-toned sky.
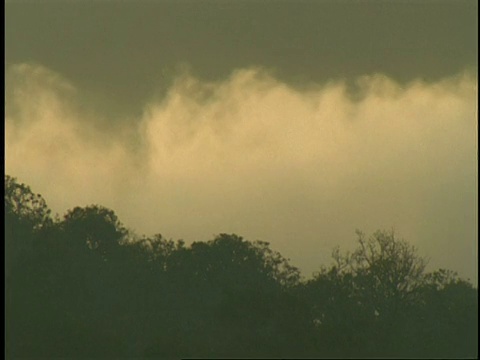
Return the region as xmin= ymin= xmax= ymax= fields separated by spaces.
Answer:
xmin=5 ymin=1 xmax=478 ymax=282
xmin=5 ymin=63 xmax=477 ymax=282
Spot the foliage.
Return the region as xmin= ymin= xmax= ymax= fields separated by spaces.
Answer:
xmin=4 ymin=175 xmax=478 ymax=359
xmin=300 ymin=229 xmax=477 ymax=357
xmin=5 ymin=175 xmax=52 ymax=230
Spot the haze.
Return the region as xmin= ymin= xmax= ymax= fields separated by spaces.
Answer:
xmin=5 ymin=1 xmax=478 ymax=282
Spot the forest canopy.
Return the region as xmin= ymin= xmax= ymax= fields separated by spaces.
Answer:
xmin=4 ymin=175 xmax=478 ymax=358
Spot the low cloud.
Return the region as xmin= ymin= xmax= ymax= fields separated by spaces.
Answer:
xmin=5 ymin=63 xmax=477 ymax=281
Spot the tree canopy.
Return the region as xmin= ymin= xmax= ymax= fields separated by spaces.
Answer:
xmin=5 ymin=175 xmax=478 ymax=358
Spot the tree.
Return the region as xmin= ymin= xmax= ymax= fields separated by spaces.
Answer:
xmin=408 ymin=269 xmax=479 ymax=358
xmin=5 ymin=175 xmax=53 ymax=272
xmin=301 ymin=230 xmax=430 ymax=357
xmin=144 ymin=234 xmax=306 ymax=358
xmin=5 ymin=175 xmax=52 ymax=230
xmin=324 ymin=230 xmax=427 ymax=315
xmin=5 ymin=176 xmax=57 ymax=358
xmin=60 ymin=205 xmax=127 ymax=258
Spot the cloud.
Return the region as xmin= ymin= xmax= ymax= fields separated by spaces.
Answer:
xmin=5 ymin=63 xmax=477 ymax=282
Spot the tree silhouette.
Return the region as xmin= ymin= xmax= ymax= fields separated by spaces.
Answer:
xmin=4 ymin=175 xmax=52 ymax=230
xmin=60 ymin=205 xmax=127 ymax=258
xmin=4 ymin=174 xmax=478 ymax=359
xmin=4 ymin=176 xmax=58 ymax=358
xmin=299 ymin=229 xmax=478 ymax=357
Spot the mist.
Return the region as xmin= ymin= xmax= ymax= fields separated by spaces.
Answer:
xmin=5 ymin=63 xmax=477 ymax=281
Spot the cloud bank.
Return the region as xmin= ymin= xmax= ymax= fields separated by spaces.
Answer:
xmin=5 ymin=63 xmax=477 ymax=281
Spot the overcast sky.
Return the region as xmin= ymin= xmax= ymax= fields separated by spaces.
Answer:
xmin=5 ymin=0 xmax=478 ymax=282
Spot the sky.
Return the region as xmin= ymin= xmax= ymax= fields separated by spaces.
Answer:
xmin=5 ymin=0 xmax=478 ymax=282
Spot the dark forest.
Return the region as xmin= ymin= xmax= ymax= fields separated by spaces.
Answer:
xmin=5 ymin=175 xmax=478 ymax=359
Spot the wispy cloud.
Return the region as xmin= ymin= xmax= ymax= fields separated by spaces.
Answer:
xmin=5 ymin=63 xmax=477 ymax=281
